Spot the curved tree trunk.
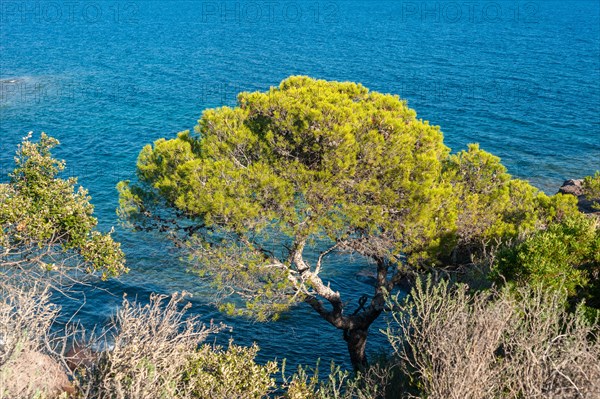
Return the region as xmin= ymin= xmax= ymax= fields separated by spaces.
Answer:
xmin=295 ymin=248 xmax=389 ymax=372
xmin=344 ymin=328 xmax=369 ymax=372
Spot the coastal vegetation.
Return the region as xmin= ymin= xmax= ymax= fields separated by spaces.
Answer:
xmin=118 ymin=76 xmax=590 ymax=371
xmin=1 ymin=77 xmax=599 ymax=397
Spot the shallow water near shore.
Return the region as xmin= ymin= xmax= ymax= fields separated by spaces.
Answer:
xmin=1 ymin=0 xmax=599 ymax=370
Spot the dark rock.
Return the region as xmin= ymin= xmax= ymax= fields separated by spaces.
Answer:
xmin=558 ymin=179 xmax=600 ymax=215
xmin=65 ymin=344 xmax=97 ymax=371
xmin=558 ymin=179 xmax=585 ymax=196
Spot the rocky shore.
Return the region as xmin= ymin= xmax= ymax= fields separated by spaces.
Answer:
xmin=558 ymin=179 xmax=600 ymax=215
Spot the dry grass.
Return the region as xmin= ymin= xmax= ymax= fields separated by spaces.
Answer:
xmin=0 ymin=280 xmax=73 ymax=399
xmin=387 ymin=277 xmax=600 ymax=399
xmin=6 ymin=268 xmax=597 ymax=399
xmin=77 ymin=292 xmax=223 ymax=399
xmin=0 ymin=281 xmax=57 ymax=366
xmin=0 ymin=275 xmax=280 ymax=399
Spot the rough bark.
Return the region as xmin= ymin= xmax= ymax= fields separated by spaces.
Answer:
xmin=344 ymin=328 xmax=369 ymax=371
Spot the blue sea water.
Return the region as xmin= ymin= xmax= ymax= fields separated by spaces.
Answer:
xmin=1 ymin=0 xmax=599 ymax=370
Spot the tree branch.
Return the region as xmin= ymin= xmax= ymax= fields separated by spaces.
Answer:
xmin=314 ymin=243 xmax=339 ymax=276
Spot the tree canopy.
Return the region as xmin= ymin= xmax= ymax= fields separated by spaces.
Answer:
xmin=443 ymin=143 xmax=579 ymax=261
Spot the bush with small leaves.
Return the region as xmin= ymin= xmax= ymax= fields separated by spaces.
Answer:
xmin=281 ymin=358 xmax=395 ymax=399
xmin=184 ymin=342 xmax=277 ymax=399
xmin=1 ymin=132 xmax=126 ymax=281
xmin=583 ymin=171 xmax=600 ymax=210
xmin=443 ymin=144 xmax=579 ymax=264
xmin=493 ymin=214 xmax=600 ymax=308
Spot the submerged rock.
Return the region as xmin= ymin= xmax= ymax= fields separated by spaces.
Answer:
xmin=356 ymin=268 xmax=378 ymax=286
xmin=65 ymin=344 xmax=97 ymax=371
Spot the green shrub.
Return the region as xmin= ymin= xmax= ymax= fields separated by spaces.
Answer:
xmin=443 ymin=144 xmax=580 ymax=264
xmin=280 ymin=354 xmax=403 ymax=399
xmin=1 ymin=132 xmax=126 ymax=280
xmin=583 ymin=171 xmax=600 ymax=210
xmin=493 ymin=214 xmax=600 ymax=302
xmin=184 ymin=342 xmax=277 ymax=399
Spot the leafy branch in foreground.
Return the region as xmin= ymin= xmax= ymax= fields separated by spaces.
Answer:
xmin=0 ymin=132 xmax=127 ymax=283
